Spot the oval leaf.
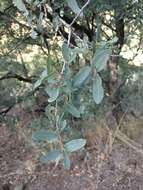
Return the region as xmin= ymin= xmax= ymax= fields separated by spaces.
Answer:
xmin=60 ymin=120 xmax=67 ymax=131
xmin=62 ymin=43 xmax=78 ymax=63
xmin=13 ymin=0 xmax=28 ymax=16
xmin=67 ymin=0 xmax=83 ymax=17
xmin=91 ymin=49 xmax=111 ymax=72
xmin=65 ymin=139 xmax=86 ymax=152
xmin=46 ymin=87 xmax=60 ymax=102
xmin=63 ymin=152 xmax=71 ymax=170
xmin=40 ymin=69 xmax=48 ymax=80
xmin=32 ymin=130 xmax=58 ymax=143
xmin=62 ymin=43 xmax=70 ymax=62
xmin=40 ymin=150 xmax=62 ymax=164
xmin=33 ymin=78 xmax=42 ymax=89
xmin=33 ymin=69 xmax=48 ymax=89
xmin=73 ymin=66 xmax=91 ymax=88
xmin=92 ymin=74 xmax=104 ymax=104
xmin=66 ymin=104 xmax=80 ymax=118
xmin=31 ymin=30 xmax=38 ymax=39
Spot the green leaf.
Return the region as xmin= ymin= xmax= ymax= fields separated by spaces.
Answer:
xmin=32 ymin=130 xmax=58 ymax=143
xmin=33 ymin=79 xmax=42 ymax=89
xmin=33 ymin=69 xmax=48 ymax=89
xmin=66 ymin=104 xmax=80 ymax=118
xmin=40 ymin=69 xmax=48 ymax=80
xmin=91 ymin=49 xmax=111 ymax=72
xmin=53 ymin=15 xmax=61 ymax=31
xmin=13 ymin=0 xmax=28 ymax=16
xmin=92 ymin=74 xmax=104 ymax=104
xmin=62 ymin=43 xmax=70 ymax=62
xmin=46 ymin=87 xmax=60 ymax=102
xmin=73 ymin=66 xmax=91 ymax=88
xmin=67 ymin=0 xmax=83 ymax=17
xmin=65 ymin=139 xmax=86 ymax=152
xmin=108 ymin=37 xmax=118 ymax=44
xmin=62 ymin=43 xmax=77 ymax=63
xmin=60 ymin=120 xmax=67 ymax=131
xmin=31 ymin=30 xmax=38 ymax=39
xmin=70 ymin=49 xmax=79 ymax=63
xmin=40 ymin=150 xmax=62 ymax=164
xmin=63 ymin=152 xmax=71 ymax=170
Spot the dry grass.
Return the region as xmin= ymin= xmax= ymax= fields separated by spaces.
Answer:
xmin=81 ymin=116 xmax=143 ymax=157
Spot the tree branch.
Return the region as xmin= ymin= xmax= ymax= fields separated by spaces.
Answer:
xmin=0 ymin=73 xmax=33 ymax=83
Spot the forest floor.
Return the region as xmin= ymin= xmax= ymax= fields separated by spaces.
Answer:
xmin=0 ymin=116 xmax=143 ymax=190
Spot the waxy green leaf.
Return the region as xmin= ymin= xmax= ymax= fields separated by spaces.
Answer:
xmin=92 ymin=74 xmax=104 ymax=104
xmin=65 ymin=139 xmax=86 ymax=152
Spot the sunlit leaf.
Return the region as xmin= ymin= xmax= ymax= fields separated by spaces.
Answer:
xmin=108 ymin=37 xmax=118 ymax=44
xmin=40 ymin=150 xmax=62 ymax=164
xmin=73 ymin=66 xmax=91 ymax=88
xmin=92 ymin=74 xmax=104 ymax=104
xmin=31 ymin=30 xmax=38 ymax=39
xmin=65 ymin=139 xmax=86 ymax=152
xmin=40 ymin=69 xmax=48 ymax=80
xmin=32 ymin=130 xmax=58 ymax=143
xmin=13 ymin=0 xmax=28 ymax=16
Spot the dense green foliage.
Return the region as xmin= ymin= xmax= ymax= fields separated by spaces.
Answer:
xmin=0 ymin=0 xmax=143 ymax=168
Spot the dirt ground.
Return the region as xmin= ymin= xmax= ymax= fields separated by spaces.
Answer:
xmin=0 ymin=122 xmax=143 ymax=190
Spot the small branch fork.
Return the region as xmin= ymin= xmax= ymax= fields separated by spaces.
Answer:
xmin=70 ymin=0 xmax=91 ymax=27
xmin=67 ymin=0 xmax=91 ymax=46
xmin=61 ymin=0 xmax=90 ymax=75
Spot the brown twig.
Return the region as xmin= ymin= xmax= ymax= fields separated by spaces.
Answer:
xmin=0 ymin=73 xmax=33 ymax=83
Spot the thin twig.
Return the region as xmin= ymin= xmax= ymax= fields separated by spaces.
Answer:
xmin=60 ymin=0 xmax=91 ymax=73
xmin=67 ymin=28 xmax=72 ymax=47
xmin=69 ymin=0 xmax=91 ymax=27
xmin=67 ymin=0 xmax=90 ymax=46
xmin=61 ymin=61 xmax=66 ymax=75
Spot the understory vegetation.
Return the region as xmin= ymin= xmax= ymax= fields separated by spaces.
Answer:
xmin=0 ymin=0 xmax=143 ymax=170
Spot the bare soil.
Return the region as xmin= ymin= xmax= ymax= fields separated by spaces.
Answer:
xmin=0 ymin=122 xmax=143 ymax=190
